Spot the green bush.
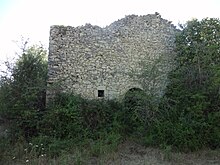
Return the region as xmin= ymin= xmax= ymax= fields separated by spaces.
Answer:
xmin=33 ymin=93 xmax=124 ymax=157
xmin=122 ymin=88 xmax=155 ymax=136
xmin=0 ymin=137 xmax=11 ymax=161
xmin=44 ymin=93 xmax=123 ymax=140
xmin=0 ymin=44 xmax=47 ymax=140
xmin=89 ymin=131 xmax=122 ymax=156
xmin=144 ymin=18 xmax=220 ymax=151
xmin=1 ymin=19 xmax=220 ymax=158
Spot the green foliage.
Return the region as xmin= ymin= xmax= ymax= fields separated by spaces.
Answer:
xmin=89 ymin=131 xmax=121 ymax=156
xmin=144 ymin=105 xmax=206 ymax=151
xmin=0 ymin=43 xmax=47 ymax=139
xmin=44 ymin=94 xmax=123 ymax=139
xmin=42 ymin=94 xmax=85 ymax=139
xmin=0 ymin=137 xmax=11 ymax=161
xmin=144 ymin=18 xmax=220 ymax=151
xmin=1 ymin=18 xmax=220 ymax=163
xmin=126 ymin=52 xmax=175 ymax=139
xmin=123 ymin=88 xmax=151 ymax=135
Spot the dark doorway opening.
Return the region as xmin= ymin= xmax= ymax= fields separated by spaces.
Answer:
xmin=123 ymin=88 xmax=147 ymax=133
xmin=124 ymin=88 xmax=146 ymax=107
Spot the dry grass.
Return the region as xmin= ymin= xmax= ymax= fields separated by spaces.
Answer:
xmin=1 ymin=140 xmax=220 ymax=165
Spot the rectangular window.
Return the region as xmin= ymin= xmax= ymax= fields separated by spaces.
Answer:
xmin=98 ymin=90 xmax=104 ymax=97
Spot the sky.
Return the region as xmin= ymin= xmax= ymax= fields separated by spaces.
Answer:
xmin=0 ymin=0 xmax=220 ymax=68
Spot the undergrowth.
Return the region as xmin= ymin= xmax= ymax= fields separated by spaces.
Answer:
xmin=1 ymin=18 xmax=220 ymax=164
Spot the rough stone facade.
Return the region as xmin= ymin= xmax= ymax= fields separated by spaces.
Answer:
xmin=47 ymin=13 xmax=177 ymax=102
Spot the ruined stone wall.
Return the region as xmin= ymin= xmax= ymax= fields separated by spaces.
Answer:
xmin=47 ymin=13 xmax=177 ymax=102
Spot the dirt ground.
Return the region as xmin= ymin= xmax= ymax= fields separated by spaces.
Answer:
xmin=89 ymin=141 xmax=220 ymax=165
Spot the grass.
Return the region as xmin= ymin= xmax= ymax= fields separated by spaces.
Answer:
xmin=1 ymin=137 xmax=220 ymax=165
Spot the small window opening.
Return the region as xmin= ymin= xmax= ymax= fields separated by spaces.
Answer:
xmin=98 ymin=90 xmax=104 ymax=97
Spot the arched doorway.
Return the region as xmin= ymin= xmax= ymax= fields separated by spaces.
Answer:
xmin=124 ymin=88 xmax=146 ymax=108
xmin=123 ymin=88 xmax=148 ymax=133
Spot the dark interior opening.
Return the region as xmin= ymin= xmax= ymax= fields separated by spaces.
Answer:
xmin=98 ymin=90 xmax=104 ymax=97
xmin=124 ymin=88 xmax=146 ymax=107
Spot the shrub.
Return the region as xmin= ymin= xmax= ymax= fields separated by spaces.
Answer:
xmin=43 ymin=93 xmax=123 ymax=141
xmin=0 ymin=44 xmax=47 ymax=140
xmin=144 ymin=18 xmax=220 ymax=151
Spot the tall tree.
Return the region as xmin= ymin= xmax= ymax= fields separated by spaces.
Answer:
xmin=0 ymin=43 xmax=47 ymax=138
xmin=163 ymin=18 xmax=220 ymax=149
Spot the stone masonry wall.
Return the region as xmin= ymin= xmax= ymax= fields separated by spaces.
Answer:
xmin=47 ymin=13 xmax=177 ymax=102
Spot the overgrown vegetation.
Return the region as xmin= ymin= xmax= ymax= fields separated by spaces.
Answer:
xmin=144 ymin=18 xmax=220 ymax=151
xmin=0 ymin=18 xmax=220 ymax=164
xmin=0 ymin=43 xmax=47 ymax=141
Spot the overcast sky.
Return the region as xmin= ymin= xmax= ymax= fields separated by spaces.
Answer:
xmin=0 ymin=0 xmax=220 ymax=66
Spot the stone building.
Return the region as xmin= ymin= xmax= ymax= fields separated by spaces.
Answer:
xmin=47 ymin=13 xmax=177 ymax=102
